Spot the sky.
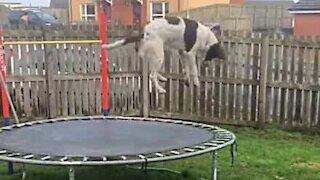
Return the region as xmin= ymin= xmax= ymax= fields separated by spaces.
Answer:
xmin=0 ymin=0 xmax=50 ymax=7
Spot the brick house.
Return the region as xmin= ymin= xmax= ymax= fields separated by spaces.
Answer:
xmin=54 ymin=0 xmax=147 ymax=25
xmin=50 ymin=0 xmax=244 ymax=25
xmin=289 ymin=0 xmax=320 ymax=37
xmin=147 ymin=0 xmax=244 ymax=22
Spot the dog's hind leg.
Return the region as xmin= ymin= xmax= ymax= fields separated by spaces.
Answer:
xmin=179 ymin=51 xmax=191 ymax=86
xmin=151 ymin=49 xmax=166 ymax=93
xmin=149 ymin=57 xmax=166 ymax=93
xmin=141 ymin=38 xmax=166 ymax=93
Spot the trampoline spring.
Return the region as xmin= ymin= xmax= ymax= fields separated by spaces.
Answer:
xmin=155 ymin=153 xmax=164 ymax=157
xmin=43 ymin=120 xmax=54 ymax=123
xmin=212 ymin=129 xmax=226 ymax=133
xmin=181 ymin=121 xmax=193 ymax=125
xmin=41 ymin=156 xmax=51 ymax=161
xmin=194 ymin=146 xmax=206 ymax=150
xmin=138 ymin=155 xmax=146 ymax=159
xmin=60 ymin=157 xmax=68 ymax=161
xmin=83 ymin=157 xmax=88 ymax=161
xmin=25 ymin=122 xmax=34 ymax=126
xmin=23 ymin=154 xmax=34 ymax=159
xmin=211 ymin=140 xmax=226 ymax=144
xmin=204 ymin=143 xmax=218 ymax=147
xmin=201 ymin=124 xmax=214 ymax=128
xmin=51 ymin=119 xmax=62 ymax=122
xmin=219 ymin=138 xmax=232 ymax=141
xmin=16 ymin=124 xmax=26 ymax=128
xmin=121 ymin=156 xmax=127 ymax=160
xmin=217 ymin=134 xmax=232 ymax=137
xmin=8 ymin=153 xmax=21 ymax=157
xmin=173 ymin=121 xmax=183 ymax=124
xmin=2 ymin=126 xmax=12 ymax=131
xmin=170 ymin=151 xmax=180 ymax=155
xmin=183 ymin=148 xmax=195 ymax=152
xmin=81 ymin=117 xmax=91 ymax=121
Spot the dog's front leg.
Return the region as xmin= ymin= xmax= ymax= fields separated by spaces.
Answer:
xmin=182 ymin=52 xmax=200 ymax=87
xmin=189 ymin=55 xmax=200 ymax=87
xmin=157 ymin=73 xmax=167 ymax=82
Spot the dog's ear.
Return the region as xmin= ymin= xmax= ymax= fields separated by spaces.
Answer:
xmin=210 ymin=23 xmax=222 ymax=37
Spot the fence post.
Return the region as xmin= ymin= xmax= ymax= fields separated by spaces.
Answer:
xmin=140 ymin=57 xmax=149 ymax=117
xmin=258 ymin=36 xmax=269 ymax=128
xmin=43 ymin=30 xmax=57 ymax=118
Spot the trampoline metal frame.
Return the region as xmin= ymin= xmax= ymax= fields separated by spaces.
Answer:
xmin=0 ymin=116 xmax=236 ymax=180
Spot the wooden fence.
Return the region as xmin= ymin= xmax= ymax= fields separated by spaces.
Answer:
xmin=149 ymin=33 xmax=320 ymax=130
xmin=2 ymin=29 xmax=320 ymax=130
xmin=170 ymin=4 xmax=293 ymax=34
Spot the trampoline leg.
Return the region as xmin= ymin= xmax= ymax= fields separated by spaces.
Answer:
xmin=7 ymin=162 xmax=13 ymax=175
xmin=142 ymin=162 xmax=149 ymax=180
xmin=212 ymin=151 xmax=218 ymax=180
xmin=69 ymin=167 xmax=75 ymax=180
xmin=22 ymin=164 xmax=26 ymax=180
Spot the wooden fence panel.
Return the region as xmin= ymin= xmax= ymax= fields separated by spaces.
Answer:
xmin=5 ymin=30 xmax=320 ymax=130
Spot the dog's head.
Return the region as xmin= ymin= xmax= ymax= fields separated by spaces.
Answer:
xmin=204 ymin=23 xmax=226 ymax=61
xmin=204 ymin=43 xmax=226 ymax=61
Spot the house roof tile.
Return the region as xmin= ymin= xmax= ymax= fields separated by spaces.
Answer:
xmin=289 ymin=0 xmax=320 ymax=12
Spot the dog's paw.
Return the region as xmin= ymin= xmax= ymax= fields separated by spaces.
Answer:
xmin=158 ymin=88 xmax=166 ymax=94
xmin=193 ymin=77 xmax=200 ymax=87
xmin=101 ymin=44 xmax=107 ymax=49
xmin=184 ymin=78 xmax=191 ymax=87
xmin=158 ymin=75 xmax=167 ymax=82
xmin=155 ymin=84 xmax=166 ymax=94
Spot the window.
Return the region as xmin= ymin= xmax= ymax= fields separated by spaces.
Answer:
xmin=150 ymin=2 xmax=168 ymax=21
xmin=27 ymin=13 xmax=38 ymax=22
xmin=80 ymin=4 xmax=96 ymax=21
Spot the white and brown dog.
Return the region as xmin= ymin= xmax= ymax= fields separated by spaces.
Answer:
xmin=102 ymin=16 xmax=226 ymax=93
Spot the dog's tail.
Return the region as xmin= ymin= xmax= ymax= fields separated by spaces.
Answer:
xmin=102 ymin=34 xmax=143 ymax=50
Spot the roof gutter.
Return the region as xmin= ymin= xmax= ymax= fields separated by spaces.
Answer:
xmin=289 ymin=10 xmax=320 ymax=14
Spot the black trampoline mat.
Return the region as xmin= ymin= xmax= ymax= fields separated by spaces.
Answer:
xmin=0 ymin=119 xmax=212 ymax=157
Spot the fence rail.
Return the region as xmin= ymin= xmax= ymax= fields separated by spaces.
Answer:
xmin=2 ymin=30 xmax=320 ymax=131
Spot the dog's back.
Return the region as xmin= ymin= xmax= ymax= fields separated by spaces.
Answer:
xmin=143 ymin=17 xmax=186 ymax=50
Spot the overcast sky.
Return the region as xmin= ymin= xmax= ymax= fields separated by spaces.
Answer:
xmin=0 ymin=0 xmax=50 ymax=7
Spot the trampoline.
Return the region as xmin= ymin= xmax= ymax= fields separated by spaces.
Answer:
xmin=0 ymin=116 xmax=236 ymax=180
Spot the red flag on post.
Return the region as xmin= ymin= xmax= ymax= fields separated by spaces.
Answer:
xmin=0 ymin=24 xmax=9 ymax=126
xmin=99 ymin=1 xmax=110 ymax=116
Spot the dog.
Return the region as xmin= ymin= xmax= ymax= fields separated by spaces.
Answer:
xmin=102 ymin=16 xmax=226 ymax=93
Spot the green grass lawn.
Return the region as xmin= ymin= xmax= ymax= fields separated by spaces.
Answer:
xmin=1 ymin=126 xmax=320 ymax=180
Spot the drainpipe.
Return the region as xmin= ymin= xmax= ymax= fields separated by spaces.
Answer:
xmin=186 ymin=0 xmax=189 ymax=18
xmin=68 ymin=0 xmax=72 ymax=22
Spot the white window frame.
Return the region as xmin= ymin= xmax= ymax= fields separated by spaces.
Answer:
xmin=80 ymin=4 xmax=96 ymax=21
xmin=150 ymin=1 xmax=168 ymax=21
